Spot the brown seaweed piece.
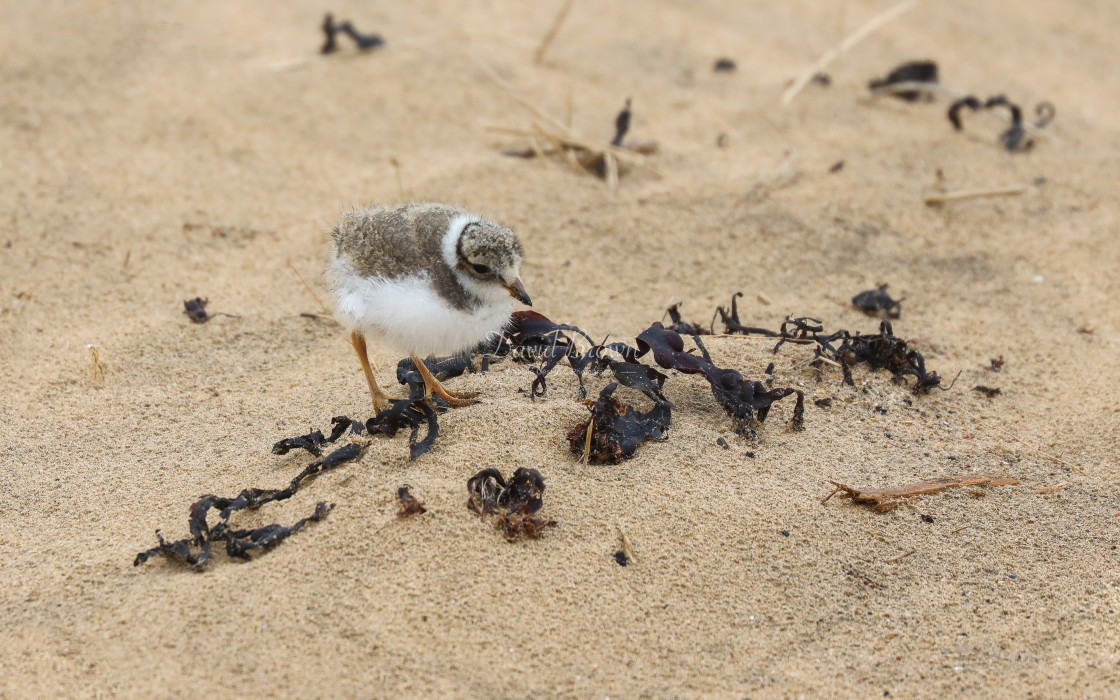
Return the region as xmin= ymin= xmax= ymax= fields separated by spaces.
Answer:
xmin=567 ymin=383 xmax=671 ymax=463
xmin=135 ymin=442 xmax=365 ymax=570
xmin=823 ymin=473 xmax=1020 ymax=512
xmin=868 ymin=60 xmax=939 ymax=101
xmin=396 ymin=486 xmax=427 ymax=518
xmin=183 ymin=297 xmax=211 ymax=323
xmin=466 ymin=467 xmax=557 ymax=540
xmin=948 ymin=94 xmax=1053 ymax=152
xmin=636 ymin=322 xmax=796 ymax=434
xmin=852 ymin=284 xmax=902 ymax=319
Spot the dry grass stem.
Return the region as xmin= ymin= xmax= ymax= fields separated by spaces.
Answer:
xmin=288 ymin=261 xmax=330 ymax=314
xmin=888 ymin=549 xmax=916 ymax=563
xmin=1035 ymin=483 xmax=1069 ymax=494
xmin=782 ymin=0 xmax=920 ymax=105
xmin=87 ymin=344 xmax=107 ymax=382
xmin=923 ymin=185 xmax=1028 ymax=205
xmin=825 ymin=473 xmax=1019 ymax=512
xmin=535 ymin=0 xmax=575 ymax=63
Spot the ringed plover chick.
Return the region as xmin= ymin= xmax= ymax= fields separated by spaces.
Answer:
xmin=327 ymin=202 xmax=532 ymax=411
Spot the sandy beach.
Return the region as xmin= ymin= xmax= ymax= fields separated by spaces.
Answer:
xmin=1 ymin=0 xmax=1118 ymax=697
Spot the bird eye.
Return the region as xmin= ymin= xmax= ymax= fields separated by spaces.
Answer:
xmin=471 ymin=263 xmax=491 ymax=276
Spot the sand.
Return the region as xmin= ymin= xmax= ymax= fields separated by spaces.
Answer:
xmin=2 ymin=0 xmax=1119 ymax=697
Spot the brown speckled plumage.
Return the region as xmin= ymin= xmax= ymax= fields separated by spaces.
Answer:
xmin=330 ymin=202 xmax=522 ymax=311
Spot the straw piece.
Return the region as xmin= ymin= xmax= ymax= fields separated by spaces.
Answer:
xmin=923 ymin=185 xmax=1027 ymax=205
xmin=782 ymin=0 xmax=920 ymax=106
xmin=535 ymin=0 xmax=575 ymax=63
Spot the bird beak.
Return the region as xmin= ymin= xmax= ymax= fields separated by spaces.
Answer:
xmin=503 ymin=278 xmax=532 ymax=306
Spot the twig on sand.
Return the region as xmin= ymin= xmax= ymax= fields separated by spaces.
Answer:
xmin=288 ymin=261 xmax=330 ymax=314
xmin=535 ymin=0 xmax=575 ymax=63
xmin=824 ymin=473 xmax=1019 ymax=512
xmin=582 ymin=418 xmax=594 ymax=463
xmin=846 ymin=565 xmax=886 ymax=589
xmin=1035 ymin=483 xmax=1069 ymax=494
xmin=782 ymin=0 xmax=920 ymax=106
xmin=923 ymin=184 xmax=1027 ymax=205
xmin=618 ymin=525 xmax=638 ymax=565
xmin=888 ymin=549 xmax=916 ymax=563
xmin=87 ymin=344 xmax=107 ymax=382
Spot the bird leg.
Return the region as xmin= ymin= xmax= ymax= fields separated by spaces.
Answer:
xmin=410 ymin=354 xmax=479 ymax=407
xmin=351 ymin=330 xmax=400 ymax=413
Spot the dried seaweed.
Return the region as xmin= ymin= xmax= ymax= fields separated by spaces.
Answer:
xmin=637 ymin=323 xmax=797 ymax=434
xmin=366 ymin=399 xmax=439 ymax=461
xmin=135 ymin=441 xmax=367 ymax=570
xmin=823 ymin=473 xmax=1019 ymax=512
xmin=665 ymin=302 xmax=711 ymax=336
xmin=183 ymin=297 xmax=211 ymax=323
xmin=272 ymin=429 xmax=327 ymax=457
xmin=336 ymin=21 xmax=384 ymax=50
xmin=711 ymin=293 xmax=781 ymax=337
xmin=868 ymin=60 xmax=938 ymax=101
xmin=972 ymin=385 xmax=1001 ymax=398
xmin=320 ymin=13 xmax=338 ymax=54
xmin=478 ymin=310 xmax=633 ymax=399
xmin=790 ymin=390 xmax=805 ymax=432
xmin=183 ymin=297 xmax=236 ymax=323
xmin=947 ymin=95 xmax=982 ymax=130
xmin=611 ymin=98 xmax=632 ymax=147
xmin=273 ymin=401 xmax=435 ymax=462
xmin=396 ymin=486 xmax=427 ymax=518
xmin=567 ymin=383 xmax=671 ymax=463
xmin=948 ymin=94 xmax=1054 ymax=151
xmin=852 ymin=284 xmax=902 ymax=319
xmin=466 ymin=467 xmax=557 ymax=540
xmin=718 ymin=299 xmax=948 ymax=393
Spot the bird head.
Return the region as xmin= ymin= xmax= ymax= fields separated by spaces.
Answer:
xmin=454 ymin=220 xmax=531 ymax=306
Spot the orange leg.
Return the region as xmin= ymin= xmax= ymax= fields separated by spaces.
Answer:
xmin=351 ymin=330 xmax=399 ymax=412
xmin=410 ymin=354 xmax=478 ymax=408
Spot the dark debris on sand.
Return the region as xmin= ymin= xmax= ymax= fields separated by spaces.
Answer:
xmin=868 ymin=60 xmax=938 ymax=101
xmin=948 ymin=94 xmax=1055 ymax=152
xmin=467 ymin=468 xmax=557 ymax=540
xmin=567 ymin=383 xmax=671 ymax=463
xmin=852 ymin=284 xmax=902 ymax=319
xmin=134 ymin=442 xmax=367 ymax=571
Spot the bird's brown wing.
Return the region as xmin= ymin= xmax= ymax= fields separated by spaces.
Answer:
xmin=335 ymin=206 xmax=426 ymax=279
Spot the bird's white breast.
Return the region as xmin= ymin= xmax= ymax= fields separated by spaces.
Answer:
xmin=329 ymin=256 xmax=513 ymax=357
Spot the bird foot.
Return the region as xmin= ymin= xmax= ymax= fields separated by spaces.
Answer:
xmin=372 ymin=394 xmax=407 ymax=415
xmin=410 ymin=354 xmax=479 ymax=409
xmin=426 ymin=387 xmax=478 ymax=408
